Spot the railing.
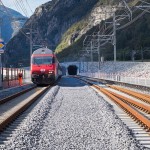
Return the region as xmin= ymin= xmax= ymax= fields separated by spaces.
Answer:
xmin=2 ymin=68 xmax=25 ymax=80
xmin=80 ymin=72 xmax=150 ymax=87
xmin=0 ymin=68 xmax=31 ymax=89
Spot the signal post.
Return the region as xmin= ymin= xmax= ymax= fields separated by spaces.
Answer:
xmin=0 ymin=39 xmax=4 ymax=89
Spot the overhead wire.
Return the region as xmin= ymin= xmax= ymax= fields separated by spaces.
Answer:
xmin=15 ymin=0 xmax=29 ymax=17
xmin=0 ymin=0 xmax=30 ymax=40
xmin=25 ymin=0 xmax=33 ymax=14
xmin=100 ymin=0 xmax=150 ymax=53
xmin=0 ymin=0 xmax=46 ymax=51
xmin=13 ymin=0 xmax=40 ymax=44
xmin=83 ymin=0 xmax=150 ymax=57
xmin=117 ymin=8 xmax=149 ymax=30
xmin=12 ymin=0 xmax=33 ymax=17
xmin=89 ymin=0 xmax=149 ymax=45
xmin=20 ymin=0 xmax=30 ymax=16
xmin=13 ymin=0 xmax=22 ymax=14
xmin=117 ymin=1 xmax=150 ymax=30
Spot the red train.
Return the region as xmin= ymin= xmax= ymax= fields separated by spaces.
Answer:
xmin=31 ymin=48 xmax=62 ymax=85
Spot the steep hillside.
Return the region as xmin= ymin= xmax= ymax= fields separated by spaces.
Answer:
xmin=116 ymin=13 xmax=150 ymax=61
xmin=56 ymin=0 xmax=150 ymax=62
xmin=5 ymin=0 xmax=99 ymax=67
xmin=0 ymin=5 xmax=27 ymax=42
xmin=5 ymin=0 xmax=150 ymax=67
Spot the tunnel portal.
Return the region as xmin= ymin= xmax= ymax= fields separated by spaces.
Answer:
xmin=67 ymin=65 xmax=78 ymax=75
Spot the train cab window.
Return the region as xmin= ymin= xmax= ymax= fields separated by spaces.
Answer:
xmin=32 ymin=56 xmax=53 ymax=65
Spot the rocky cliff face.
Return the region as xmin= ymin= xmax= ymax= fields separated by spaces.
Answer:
xmin=5 ymin=0 xmax=146 ymax=67
xmin=0 ymin=5 xmax=27 ymax=42
xmin=5 ymin=0 xmax=99 ymax=67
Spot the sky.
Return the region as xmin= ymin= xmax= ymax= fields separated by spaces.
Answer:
xmin=2 ymin=0 xmax=51 ymax=17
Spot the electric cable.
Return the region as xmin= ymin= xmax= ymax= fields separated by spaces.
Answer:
xmin=0 ymin=0 xmax=30 ymax=39
xmin=15 ymin=0 xmax=29 ymax=17
xmin=25 ymin=0 xmax=33 ymax=14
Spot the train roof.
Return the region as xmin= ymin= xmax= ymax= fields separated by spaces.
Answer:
xmin=32 ymin=48 xmax=53 ymax=55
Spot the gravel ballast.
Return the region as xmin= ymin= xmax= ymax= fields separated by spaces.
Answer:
xmin=0 ymin=77 xmax=148 ymax=150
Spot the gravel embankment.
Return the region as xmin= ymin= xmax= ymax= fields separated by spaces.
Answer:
xmin=1 ymin=76 xmax=148 ymax=150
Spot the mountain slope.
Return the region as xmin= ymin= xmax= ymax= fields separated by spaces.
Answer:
xmin=56 ymin=0 xmax=150 ymax=62
xmin=0 ymin=5 xmax=27 ymax=42
xmin=5 ymin=0 xmax=99 ymax=67
xmin=5 ymin=0 xmax=150 ymax=67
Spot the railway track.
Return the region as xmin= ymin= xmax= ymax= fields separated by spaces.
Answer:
xmin=0 ymin=85 xmax=51 ymax=132
xmin=76 ymin=76 xmax=150 ymax=148
xmin=0 ymin=85 xmax=36 ymax=104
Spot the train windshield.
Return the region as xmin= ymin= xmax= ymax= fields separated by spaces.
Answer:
xmin=32 ymin=56 xmax=53 ymax=65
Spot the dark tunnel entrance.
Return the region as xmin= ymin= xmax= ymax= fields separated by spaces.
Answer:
xmin=68 ymin=65 xmax=78 ymax=75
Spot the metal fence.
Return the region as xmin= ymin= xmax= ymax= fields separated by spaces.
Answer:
xmin=80 ymin=72 xmax=150 ymax=87
xmin=0 ymin=68 xmax=31 ymax=89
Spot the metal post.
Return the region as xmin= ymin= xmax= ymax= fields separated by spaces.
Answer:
xmin=0 ymin=18 xmax=2 ymax=89
xmin=30 ymin=26 xmax=33 ymax=64
xmin=90 ymin=41 xmax=93 ymax=77
xmin=83 ymin=57 xmax=84 ymax=73
xmin=122 ymin=0 xmax=132 ymax=21
xmin=113 ymin=13 xmax=117 ymax=62
xmin=79 ymin=58 xmax=81 ymax=74
xmin=98 ymin=36 xmax=101 ymax=70
xmin=141 ymin=47 xmax=143 ymax=62
xmin=0 ymin=19 xmax=2 ymax=39
xmin=98 ymin=36 xmax=101 ymax=80
xmin=87 ymin=61 xmax=88 ymax=72
xmin=0 ymin=54 xmax=1 ymax=88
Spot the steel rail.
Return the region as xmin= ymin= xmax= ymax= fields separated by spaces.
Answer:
xmin=94 ymin=85 xmax=150 ymax=131
xmin=105 ymin=88 xmax=150 ymax=114
xmin=108 ymin=85 xmax=150 ymax=104
xmin=0 ymin=86 xmax=51 ymax=131
xmin=75 ymin=77 xmax=150 ymax=131
xmin=0 ymin=85 xmax=36 ymax=105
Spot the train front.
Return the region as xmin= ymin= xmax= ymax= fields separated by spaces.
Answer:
xmin=31 ymin=48 xmax=56 ymax=85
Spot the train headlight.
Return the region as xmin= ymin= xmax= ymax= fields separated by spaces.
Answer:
xmin=49 ymin=70 xmax=54 ymax=74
